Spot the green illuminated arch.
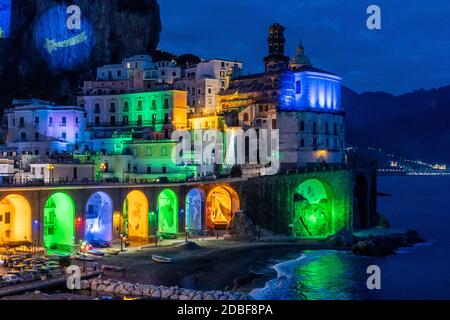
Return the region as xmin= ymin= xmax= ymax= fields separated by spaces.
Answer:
xmin=44 ymin=193 xmax=75 ymax=252
xmin=293 ymin=179 xmax=332 ymax=238
xmin=157 ymin=189 xmax=179 ymax=235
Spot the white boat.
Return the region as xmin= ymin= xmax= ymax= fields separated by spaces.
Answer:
xmin=152 ymin=255 xmax=172 ymax=264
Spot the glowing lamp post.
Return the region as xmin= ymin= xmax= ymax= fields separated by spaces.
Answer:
xmin=79 ymin=240 xmax=92 ymax=273
xmin=100 ymin=163 xmax=107 ymax=182
xmin=47 ymin=164 xmax=55 ymax=184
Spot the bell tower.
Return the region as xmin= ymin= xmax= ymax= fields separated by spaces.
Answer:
xmin=264 ymin=23 xmax=290 ymax=73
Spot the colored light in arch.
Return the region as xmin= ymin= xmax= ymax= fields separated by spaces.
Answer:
xmin=206 ymin=186 xmax=240 ymax=229
xmin=86 ymin=192 xmax=113 ymax=242
xmin=158 ymin=189 xmax=179 ymax=235
xmin=186 ymin=189 xmax=205 ymax=232
xmin=293 ymin=179 xmax=331 ymax=238
xmin=123 ymin=190 xmax=149 ymax=241
xmin=44 ymin=193 xmax=75 ymax=252
xmin=0 ymin=195 xmax=32 ymax=244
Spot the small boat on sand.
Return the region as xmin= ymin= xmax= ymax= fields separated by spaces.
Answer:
xmin=87 ymin=250 xmax=105 ymax=257
xmin=152 ymin=255 xmax=171 ymax=264
xmin=105 ymin=249 xmax=120 ymax=256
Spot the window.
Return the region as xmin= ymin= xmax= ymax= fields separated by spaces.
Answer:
xmin=76 ymin=117 xmax=79 ymax=124
xmin=95 ymin=103 xmax=101 ymax=113
xmin=137 ymin=100 xmax=143 ymax=111
xmin=208 ymin=88 xmax=212 ymax=94
xmin=49 ymin=117 xmax=53 ymax=125
xmin=21 ymin=132 xmax=27 ymax=141
xmin=313 ymin=121 xmax=317 ymax=134
xmin=162 ymin=167 xmax=167 ymax=174
xmin=296 ymin=80 xmax=302 ymax=94
xmin=164 ymin=98 xmax=169 ymax=109
xmin=123 ymin=115 xmax=129 ymax=125
xmin=34 ymin=149 xmax=40 ymax=156
xmin=110 ymin=116 xmax=116 ymax=126
xmin=110 ymin=102 xmax=116 ymax=112
xmin=35 ymin=132 xmax=40 ymax=141
xmin=61 ymin=117 xmax=67 ymax=126
xmin=172 ymin=72 xmax=177 ymax=77
xmin=41 ymin=168 xmax=44 ymax=175
xmin=300 ymin=121 xmax=305 ymax=131
xmin=161 ymin=147 xmax=168 ymax=157
xmin=147 ymin=167 xmax=152 ymax=174
xmin=325 ymin=122 xmax=330 ymax=134
xmin=138 ymin=115 xmax=143 ymax=126
xmin=19 ymin=117 xmax=25 ymax=128
xmin=152 ymin=100 xmax=157 ymax=109
xmin=124 ymin=102 xmax=129 ymax=112
xmin=75 ymin=133 xmax=79 ymax=140
xmin=313 ymin=137 xmax=318 ymax=147
xmin=147 ymin=148 xmax=152 ymax=156
xmin=300 ymin=139 xmax=305 ymax=148
xmin=35 ymin=117 xmax=40 ymax=124
xmin=164 ymin=113 xmax=169 ymax=124
xmin=95 ymin=117 xmax=100 ymax=126
xmin=61 ymin=132 xmax=67 ymax=141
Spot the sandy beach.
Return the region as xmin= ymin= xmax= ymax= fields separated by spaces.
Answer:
xmin=86 ymin=240 xmax=343 ymax=293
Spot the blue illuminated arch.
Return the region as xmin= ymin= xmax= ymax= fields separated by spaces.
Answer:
xmin=85 ymin=192 xmax=113 ymax=242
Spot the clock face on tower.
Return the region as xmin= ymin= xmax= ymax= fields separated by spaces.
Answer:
xmin=0 ymin=0 xmax=11 ymax=39
xmin=33 ymin=5 xmax=95 ymax=71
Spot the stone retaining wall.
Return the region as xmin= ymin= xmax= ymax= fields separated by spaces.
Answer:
xmin=82 ymin=278 xmax=249 ymax=301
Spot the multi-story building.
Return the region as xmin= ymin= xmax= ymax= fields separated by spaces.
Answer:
xmin=3 ymin=99 xmax=86 ymax=167
xmin=78 ymin=90 xmax=188 ymax=141
xmin=219 ymin=23 xmax=346 ymax=168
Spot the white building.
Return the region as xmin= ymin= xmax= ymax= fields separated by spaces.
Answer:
xmin=4 ymin=99 xmax=87 ymax=165
xmin=184 ymin=59 xmax=243 ymax=90
xmin=174 ymin=77 xmax=221 ymax=115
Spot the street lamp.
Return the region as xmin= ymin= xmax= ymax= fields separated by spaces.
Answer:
xmin=47 ymin=164 xmax=55 ymax=184
xmin=100 ymin=163 xmax=107 ymax=181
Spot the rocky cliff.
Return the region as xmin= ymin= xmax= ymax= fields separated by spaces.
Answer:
xmin=0 ymin=0 xmax=161 ymax=107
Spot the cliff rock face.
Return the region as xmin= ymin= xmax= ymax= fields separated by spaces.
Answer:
xmin=0 ymin=0 xmax=161 ymax=106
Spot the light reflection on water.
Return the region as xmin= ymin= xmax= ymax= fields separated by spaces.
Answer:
xmin=250 ymin=250 xmax=376 ymax=300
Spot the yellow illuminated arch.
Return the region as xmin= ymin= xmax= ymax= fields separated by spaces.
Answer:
xmin=0 ymin=195 xmax=32 ymax=244
xmin=206 ymin=186 xmax=240 ymax=229
xmin=124 ymin=190 xmax=149 ymax=242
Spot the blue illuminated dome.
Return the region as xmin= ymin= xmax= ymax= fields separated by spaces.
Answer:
xmin=33 ymin=5 xmax=95 ymax=70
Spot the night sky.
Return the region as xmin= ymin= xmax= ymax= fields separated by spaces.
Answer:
xmin=159 ymin=0 xmax=450 ymax=95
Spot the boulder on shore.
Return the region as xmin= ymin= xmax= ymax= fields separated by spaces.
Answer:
xmin=228 ymin=211 xmax=256 ymax=241
xmin=325 ymin=229 xmax=357 ymax=247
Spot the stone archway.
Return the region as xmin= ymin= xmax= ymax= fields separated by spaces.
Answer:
xmin=0 ymin=195 xmax=32 ymax=244
xmin=157 ymin=189 xmax=179 ymax=235
xmin=124 ymin=190 xmax=149 ymax=242
xmin=186 ymin=188 xmax=206 ymax=233
xmin=206 ymin=186 xmax=240 ymax=231
xmin=44 ymin=193 xmax=76 ymax=252
xmin=86 ymin=192 xmax=113 ymax=242
xmin=293 ymin=179 xmax=333 ymax=238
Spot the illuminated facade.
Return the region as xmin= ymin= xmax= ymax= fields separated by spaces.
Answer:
xmin=3 ymin=99 xmax=87 ymax=167
xmin=220 ymin=24 xmax=346 ymax=168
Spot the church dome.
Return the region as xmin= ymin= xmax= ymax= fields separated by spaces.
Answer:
xmin=290 ymin=41 xmax=312 ymax=68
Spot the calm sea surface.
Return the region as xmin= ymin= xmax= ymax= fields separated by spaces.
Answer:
xmin=250 ymin=176 xmax=450 ymax=300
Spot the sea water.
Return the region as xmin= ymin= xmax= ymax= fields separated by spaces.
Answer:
xmin=250 ymin=176 xmax=450 ymax=300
